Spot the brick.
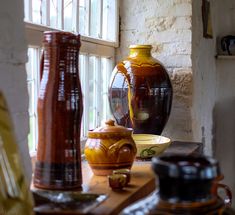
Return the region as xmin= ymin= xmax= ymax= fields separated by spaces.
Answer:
xmin=153 ymin=54 xmax=192 ymax=68
xmin=145 ymin=17 xmax=176 ymax=32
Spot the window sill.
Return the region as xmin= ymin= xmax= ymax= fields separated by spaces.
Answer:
xmin=215 ymin=55 xmax=235 ymax=59
xmin=32 ymin=161 xmax=155 ymax=215
xmin=25 ymin=21 xmax=118 ymax=48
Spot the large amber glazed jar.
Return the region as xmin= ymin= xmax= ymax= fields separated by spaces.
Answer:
xmin=109 ymin=45 xmax=172 ymax=135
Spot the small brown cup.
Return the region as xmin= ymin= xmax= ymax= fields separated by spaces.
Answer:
xmin=108 ymin=173 xmax=127 ymax=190
xmin=113 ymin=169 xmax=131 ymax=185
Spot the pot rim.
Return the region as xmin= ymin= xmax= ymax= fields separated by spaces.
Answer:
xmin=129 ymin=44 xmax=152 ymax=49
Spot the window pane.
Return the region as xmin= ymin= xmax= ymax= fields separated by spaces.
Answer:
xmin=26 ymin=49 xmax=33 ymax=80
xmin=78 ymin=54 xmax=112 ymax=138
xmin=90 ymin=0 xmax=101 ymax=38
xmin=88 ymin=56 xmax=96 ymax=129
xmin=100 ymin=57 xmax=111 ymax=123
xmin=79 ymin=0 xmax=88 ymax=35
xmin=41 ymin=0 xmax=48 ymax=25
xmin=27 ymin=82 xmax=34 ymax=116
xmin=24 ymin=0 xmax=118 ymax=43
xmin=50 ymin=0 xmax=59 ymax=28
xmin=102 ymin=0 xmax=116 ymax=41
xmin=26 ymin=47 xmax=40 ymax=153
xmin=24 ymin=0 xmax=31 ymax=21
xmin=32 ymin=0 xmax=42 ymax=24
xmin=79 ymin=54 xmax=86 ymax=137
xmin=64 ymin=0 xmax=73 ymax=31
xmin=28 ymin=116 xmax=37 ymax=152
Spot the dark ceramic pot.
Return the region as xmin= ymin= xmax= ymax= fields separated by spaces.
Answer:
xmin=121 ymin=154 xmax=234 ymax=215
xmin=108 ymin=45 xmax=172 ymax=135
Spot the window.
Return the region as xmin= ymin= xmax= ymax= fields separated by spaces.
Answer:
xmin=24 ymin=0 xmax=119 ymax=153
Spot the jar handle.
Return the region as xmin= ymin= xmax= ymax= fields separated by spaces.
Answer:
xmin=108 ymin=139 xmax=136 ymax=160
xmin=40 ymin=50 xmax=44 ymax=81
xmin=216 ymin=183 xmax=232 ymax=206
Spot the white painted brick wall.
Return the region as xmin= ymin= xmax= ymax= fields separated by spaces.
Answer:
xmin=117 ymin=0 xmax=193 ymax=141
xmin=0 ymin=0 xmax=31 ymax=182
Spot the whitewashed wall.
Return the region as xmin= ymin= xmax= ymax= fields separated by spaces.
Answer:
xmin=192 ymin=0 xmax=235 ymax=208
xmin=0 ymin=0 xmax=31 ymax=181
xmin=191 ymin=0 xmax=217 ymax=155
xmin=117 ymin=0 xmax=193 ymax=141
xmin=213 ymin=0 xmax=235 ymax=208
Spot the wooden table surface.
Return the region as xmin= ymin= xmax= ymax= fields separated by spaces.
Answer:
xmin=84 ymin=141 xmax=202 ymax=214
xmin=83 ymin=162 xmax=155 ymax=215
xmin=33 ymin=141 xmax=202 ymax=215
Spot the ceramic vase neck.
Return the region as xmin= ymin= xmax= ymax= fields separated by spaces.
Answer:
xmin=129 ymin=45 xmax=152 ymax=57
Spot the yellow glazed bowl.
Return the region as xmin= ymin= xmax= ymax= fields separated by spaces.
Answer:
xmin=132 ymin=134 xmax=171 ymax=159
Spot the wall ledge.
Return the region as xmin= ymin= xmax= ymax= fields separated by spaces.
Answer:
xmin=215 ymin=55 xmax=235 ymax=60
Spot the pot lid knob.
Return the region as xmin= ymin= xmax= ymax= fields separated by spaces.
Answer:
xmin=105 ymin=119 xmax=115 ymax=126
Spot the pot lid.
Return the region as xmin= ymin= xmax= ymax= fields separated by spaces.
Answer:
xmin=88 ymin=119 xmax=133 ymax=138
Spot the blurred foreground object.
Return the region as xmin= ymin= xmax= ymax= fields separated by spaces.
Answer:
xmin=122 ymin=154 xmax=234 ymax=214
xmin=0 ymin=91 xmax=34 ymax=214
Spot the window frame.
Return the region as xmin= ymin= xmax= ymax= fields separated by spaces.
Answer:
xmin=24 ymin=0 xmax=119 ymax=154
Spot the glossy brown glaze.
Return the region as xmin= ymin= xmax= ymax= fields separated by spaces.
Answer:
xmin=34 ymin=31 xmax=83 ymax=190
xmin=109 ymin=45 xmax=172 ymax=135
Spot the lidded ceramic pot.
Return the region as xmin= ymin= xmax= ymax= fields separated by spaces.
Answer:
xmin=84 ymin=119 xmax=137 ymax=176
xmin=109 ymin=45 xmax=173 ymax=135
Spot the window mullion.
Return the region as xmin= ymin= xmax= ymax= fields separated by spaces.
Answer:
xmin=32 ymin=49 xmax=37 ymax=151
xmin=106 ymin=58 xmax=113 ymax=120
xmin=35 ymin=48 xmax=40 ymax=151
xmin=96 ymin=57 xmax=101 ymax=126
xmin=87 ymin=0 xmax=91 ymax=36
xmin=84 ymin=54 xmax=89 ymax=136
xmin=102 ymin=58 xmax=108 ymax=121
xmin=94 ymin=57 xmax=98 ymax=127
xmin=58 ymin=0 xmax=64 ymax=29
xmin=114 ymin=0 xmax=119 ymax=43
xmin=73 ymin=0 xmax=79 ymax=32
xmin=99 ymin=0 xmax=103 ymax=39
xmin=26 ymin=0 xmax=32 ymax=21
xmin=46 ymin=0 xmax=50 ymax=26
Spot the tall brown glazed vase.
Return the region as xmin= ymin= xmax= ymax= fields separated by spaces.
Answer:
xmin=109 ymin=45 xmax=172 ymax=135
xmin=33 ymin=31 xmax=83 ymax=190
